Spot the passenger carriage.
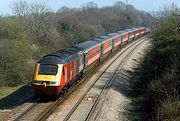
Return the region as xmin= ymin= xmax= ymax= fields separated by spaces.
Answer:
xmin=118 ymin=31 xmax=129 ymax=45
xmin=74 ymin=41 xmax=101 ymax=69
xmin=93 ymin=36 xmax=113 ymax=56
xmin=134 ymin=28 xmax=142 ymax=39
xmin=125 ymin=29 xmax=135 ymax=42
xmin=107 ymin=33 xmax=122 ymax=49
xmin=140 ymin=27 xmax=146 ymax=36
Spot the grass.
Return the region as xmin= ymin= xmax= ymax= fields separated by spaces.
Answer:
xmin=0 ymin=86 xmax=21 ymax=100
xmin=0 ymin=84 xmax=34 ymax=121
xmin=0 ymin=84 xmax=34 ymax=110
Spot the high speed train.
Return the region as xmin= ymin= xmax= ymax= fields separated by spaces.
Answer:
xmin=32 ymin=27 xmax=149 ymax=97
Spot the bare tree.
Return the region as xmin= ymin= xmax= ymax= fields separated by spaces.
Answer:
xmin=11 ymin=0 xmax=29 ymax=18
xmin=82 ymin=2 xmax=98 ymax=10
xmin=11 ymin=1 xmax=52 ymax=45
xmin=28 ymin=2 xmax=51 ymax=43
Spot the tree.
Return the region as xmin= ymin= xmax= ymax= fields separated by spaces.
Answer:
xmin=0 ymin=19 xmax=34 ymax=86
xmin=82 ymin=2 xmax=98 ymax=10
xmin=11 ymin=1 xmax=52 ymax=46
xmin=11 ymin=0 xmax=29 ymax=18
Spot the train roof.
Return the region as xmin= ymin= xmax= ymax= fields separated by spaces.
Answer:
xmin=93 ymin=35 xmax=112 ymax=43
xmin=126 ymin=29 xmax=132 ymax=31
xmin=126 ymin=29 xmax=137 ymax=33
xmin=107 ymin=33 xmax=118 ymax=37
xmin=117 ymin=30 xmax=128 ymax=35
xmin=74 ymin=40 xmax=100 ymax=51
xmin=98 ymin=36 xmax=110 ymax=39
xmin=38 ymin=47 xmax=82 ymax=64
xmin=93 ymin=38 xmax=102 ymax=41
xmin=37 ymin=56 xmax=66 ymax=64
xmin=133 ymin=27 xmax=145 ymax=31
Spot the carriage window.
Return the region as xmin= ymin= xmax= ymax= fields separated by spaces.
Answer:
xmin=38 ymin=64 xmax=58 ymax=75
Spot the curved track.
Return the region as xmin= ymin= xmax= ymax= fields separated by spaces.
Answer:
xmin=13 ymin=36 xmax=149 ymax=121
xmin=63 ymin=37 xmax=148 ymax=121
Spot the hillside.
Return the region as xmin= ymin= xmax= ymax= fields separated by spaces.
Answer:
xmin=131 ymin=4 xmax=180 ymax=121
xmin=0 ymin=1 xmax=154 ymax=87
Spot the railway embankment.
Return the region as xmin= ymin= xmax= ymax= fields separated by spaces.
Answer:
xmin=0 ymin=85 xmax=34 ymax=121
xmin=46 ymin=36 xmax=151 ymax=121
xmin=129 ymin=5 xmax=180 ymax=121
xmin=92 ymin=37 xmax=151 ymax=121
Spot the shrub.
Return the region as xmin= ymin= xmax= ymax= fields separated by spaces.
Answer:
xmin=0 ymin=19 xmax=34 ymax=86
xmin=131 ymin=4 xmax=180 ymax=121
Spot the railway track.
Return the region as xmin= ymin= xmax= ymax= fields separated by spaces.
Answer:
xmin=63 ymin=37 xmax=148 ymax=121
xmin=12 ymin=36 xmax=149 ymax=121
xmin=88 ymin=39 xmax=150 ymax=121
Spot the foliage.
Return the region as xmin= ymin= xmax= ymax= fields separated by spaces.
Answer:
xmin=0 ymin=1 xmax=154 ymax=87
xmin=0 ymin=19 xmax=34 ymax=86
xmin=131 ymin=4 xmax=180 ymax=121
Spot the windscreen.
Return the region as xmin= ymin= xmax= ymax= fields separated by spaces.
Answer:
xmin=38 ymin=64 xmax=58 ymax=75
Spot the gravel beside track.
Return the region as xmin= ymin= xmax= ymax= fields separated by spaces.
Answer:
xmin=93 ymin=38 xmax=151 ymax=121
xmin=13 ymin=100 xmax=55 ymax=121
xmin=0 ymin=36 xmax=151 ymax=121
xmin=0 ymin=85 xmax=35 ymax=121
xmin=9 ymin=98 xmax=38 ymax=121
xmin=47 ymin=36 xmax=150 ymax=121
xmin=64 ymin=37 xmax=147 ymax=121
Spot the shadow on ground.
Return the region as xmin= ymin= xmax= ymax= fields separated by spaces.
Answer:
xmin=0 ymin=85 xmax=35 ymax=110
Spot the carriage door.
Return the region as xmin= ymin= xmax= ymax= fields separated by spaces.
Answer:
xmin=71 ymin=61 xmax=74 ymax=80
xmin=79 ymin=55 xmax=84 ymax=73
xmin=64 ymin=65 xmax=68 ymax=84
xmin=101 ymin=43 xmax=103 ymax=56
xmin=112 ymin=38 xmax=115 ymax=49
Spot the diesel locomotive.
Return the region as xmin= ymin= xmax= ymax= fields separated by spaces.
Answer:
xmin=32 ymin=27 xmax=148 ymax=97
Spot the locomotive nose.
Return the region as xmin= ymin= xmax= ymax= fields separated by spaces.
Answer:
xmin=32 ymin=64 xmax=63 ymax=96
xmin=33 ymin=64 xmax=63 ymax=85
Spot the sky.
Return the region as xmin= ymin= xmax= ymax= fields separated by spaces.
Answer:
xmin=0 ymin=0 xmax=180 ymax=15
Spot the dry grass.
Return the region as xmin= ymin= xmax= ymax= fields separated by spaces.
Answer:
xmin=0 ymin=86 xmax=21 ymax=100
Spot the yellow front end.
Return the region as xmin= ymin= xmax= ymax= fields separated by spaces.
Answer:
xmin=32 ymin=64 xmax=63 ymax=96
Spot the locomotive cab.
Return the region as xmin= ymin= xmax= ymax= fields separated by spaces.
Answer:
xmin=32 ymin=47 xmax=83 ymax=97
xmin=32 ymin=63 xmax=64 ymax=96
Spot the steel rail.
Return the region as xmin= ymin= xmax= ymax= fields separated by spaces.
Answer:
xmin=85 ymin=39 xmax=149 ymax=121
xmin=13 ymin=98 xmax=39 ymax=121
xmin=13 ymin=35 xmax=148 ymax=121
xmin=63 ymin=36 xmax=148 ymax=121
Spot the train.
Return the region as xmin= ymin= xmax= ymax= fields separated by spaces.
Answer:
xmin=32 ymin=27 xmax=149 ymax=97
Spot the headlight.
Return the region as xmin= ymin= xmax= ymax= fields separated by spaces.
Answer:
xmin=33 ymin=80 xmax=60 ymax=85
xmin=50 ymin=81 xmax=60 ymax=85
xmin=33 ymin=80 xmax=42 ymax=84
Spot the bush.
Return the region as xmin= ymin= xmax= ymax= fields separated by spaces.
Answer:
xmin=0 ymin=1 xmax=154 ymax=87
xmin=131 ymin=4 xmax=180 ymax=121
xmin=0 ymin=19 xmax=34 ymax=86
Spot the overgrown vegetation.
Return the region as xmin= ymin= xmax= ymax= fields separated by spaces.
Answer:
xmin=131 ymin=4 xmax=180 ymax=121
xmin=0 ymin=19 xmax=34 ymax=86
xmin=0 ymin=1 xmax=153 ymax=87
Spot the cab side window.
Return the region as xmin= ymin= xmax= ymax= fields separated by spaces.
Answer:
xmin=62 ymin=66 xmax=65 ymax=75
